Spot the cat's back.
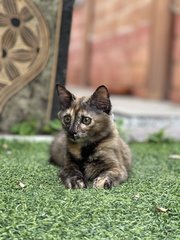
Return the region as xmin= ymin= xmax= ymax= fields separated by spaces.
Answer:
xmin=50 ymin=131 xmax=67 ymax=166
xmin=96 ymin=126 xmax=132 ymax=172
xmin=118 ymin=136 xmax=132 ymax=171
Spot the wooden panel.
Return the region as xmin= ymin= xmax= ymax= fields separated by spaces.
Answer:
xmin=0 ymin=0 xmax=50 ymax=112
xmin=0 ymin=0 xmax=64 ymax=132
xmin=147 ymin=0 xmax=172 ymax=99
xmin=80 ymin=0 xmax=95 ymax=86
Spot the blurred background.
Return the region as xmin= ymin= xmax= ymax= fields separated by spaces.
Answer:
xmin=67 ymin=0 xmax=180 ymax=102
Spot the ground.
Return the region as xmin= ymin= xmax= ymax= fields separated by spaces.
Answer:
xmin=0 ymin=140 xmax=179 ymax=240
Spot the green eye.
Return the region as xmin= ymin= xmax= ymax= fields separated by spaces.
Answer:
xmin=63 ymin=115 xmax=71 ymax=124
xmin=82 ymin=116 xmax=91 ymax=125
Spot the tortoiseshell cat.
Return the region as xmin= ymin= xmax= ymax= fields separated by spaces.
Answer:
xmin=50 ymin=84 xmax=132 ymax=189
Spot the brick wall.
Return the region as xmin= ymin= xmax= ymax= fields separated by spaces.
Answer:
xmin=90 ymin=0 xmax=152 ymax=94
xmin=67 ymin=0 xmax=180 ymax=102
xmin=67 ymin=5 xmax=86 ymax=85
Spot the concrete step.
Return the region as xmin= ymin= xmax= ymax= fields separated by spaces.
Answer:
xmin=67 ymin=85 xmax=180 ymax=141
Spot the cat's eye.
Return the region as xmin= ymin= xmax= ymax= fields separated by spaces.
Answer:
xmin=82 ymin=116 xmax=91 ymax=125
xmin=63 ymin=115 xmax=71 ymax=124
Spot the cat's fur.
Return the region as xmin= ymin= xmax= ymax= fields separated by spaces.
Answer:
xmin=50 ymin=84 xmax=132 ymax=189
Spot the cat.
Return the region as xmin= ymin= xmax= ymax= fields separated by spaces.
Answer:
xmin=50 ymin=84 xmax=132 ymax=189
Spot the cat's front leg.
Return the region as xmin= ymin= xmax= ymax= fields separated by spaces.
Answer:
xmin=93 ymin=167 xmax=128 ymax=189
xmin=60 ymin=166 xmax=87 ymax=189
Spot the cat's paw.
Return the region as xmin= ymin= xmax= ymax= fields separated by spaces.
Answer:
xmin=93 ymin=176 xmax=112 ymax=189
xmin=63 ymin=176 xmax=87 ymax=189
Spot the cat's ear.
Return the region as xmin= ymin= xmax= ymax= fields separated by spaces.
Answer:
xmin=88 ymin=85 xmax=111 ymax=114
xmin=56 ymin=84 xmax=75 ymax=110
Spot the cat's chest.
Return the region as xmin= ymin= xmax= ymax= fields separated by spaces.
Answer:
xmin=68 ymin=143 xmax=82 ymax=159
xmin=68 ymin=142 xmax=97 ymax=165
xmin=68 ymin=143 xmax=105 ymax=179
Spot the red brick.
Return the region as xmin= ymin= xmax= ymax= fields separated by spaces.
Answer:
xmin=67 ymin=46 xmax=84 ymax=85
xmin=136 ymin=24 xmax=151 ymax=45
xmin=132 ymin=65 xmax=148 ymax=86
xmin=169 ymin=88 xmax=180 ymax=103
xmin=132 ymin=87 xmax=148 ymax=98
xmin=71 ymin=6 xmax=86 ymax=29
xmin=91 ymin=37 xmax=129 ymax=65
xmin=131 ymin=44 xmax=150 ymax=64
xmin=171 ymin=63 xmax=180 ymax=87
xmin=174 ymin=15 xmax=180 ymax=36
xmin=90 ymin=46 xmax=133 ymax=93
xmin=172 ymin=36 xmax=180 ymax=62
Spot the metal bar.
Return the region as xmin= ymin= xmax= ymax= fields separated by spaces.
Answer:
xmin=51 ymin=0 xmax=75 ymax=119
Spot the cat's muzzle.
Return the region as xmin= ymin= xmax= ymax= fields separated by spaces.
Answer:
xmin=68 ymin=132 xmax=80 ymax=141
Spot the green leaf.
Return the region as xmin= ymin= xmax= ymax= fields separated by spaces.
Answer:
xmin=42 ymin=119 xmax=61 ymax=134
xmin=148 ymin=129 xmax=173 ymax=143
xmin=10 ymin=120 xmax=38 ymax=135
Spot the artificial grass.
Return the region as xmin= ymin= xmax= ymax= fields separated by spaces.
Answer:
xmin=0 ymin=140 xmax=179 ymax=240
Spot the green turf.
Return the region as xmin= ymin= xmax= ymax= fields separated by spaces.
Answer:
xmin=0 ymin=140 xmax=179 ymax=240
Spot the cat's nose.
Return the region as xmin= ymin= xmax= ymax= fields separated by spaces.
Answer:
xmin=69 ymin=129 xmax=78 ymax=138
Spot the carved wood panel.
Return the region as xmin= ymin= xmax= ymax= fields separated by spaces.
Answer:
xmin=0 ymin=0 xmax=50 ymax=112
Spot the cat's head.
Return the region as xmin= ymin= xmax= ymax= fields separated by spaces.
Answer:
xmin=56 ymin=84 xmax=112 ymax=143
